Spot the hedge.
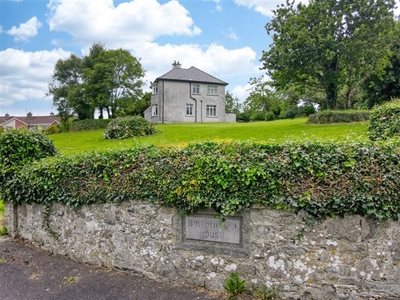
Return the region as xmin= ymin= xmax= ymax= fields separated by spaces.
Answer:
xmin=307 ymin=110 xmax=370 ymax=124
xmin=2 ymin=141 xmax=399 ymax=222
xmin=70 ymin=119 xmax=112 ymax=132
xmin=368 ymin=99 xmax=400 ymax=141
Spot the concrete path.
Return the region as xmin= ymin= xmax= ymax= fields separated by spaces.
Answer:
xmin=0 ymin=236 xmax=225 ymax=300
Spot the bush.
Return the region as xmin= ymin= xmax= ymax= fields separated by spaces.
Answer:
xmin=265 ymin=112 xmax=276 ymax=121
xmin=307 ymin=110 xmax=370 ymax=124
xmin=44 ymin=124 xmax=61 ymax=135
xmin=104 ymin=116 xmax=155 ymax=140
xmin=368 ymin=99 xmax=400 ymax=141
xmin=0 ymin=129 xmax=57 ymax=190
xmin=250 ymin=111 xmax=266 ymax=122
xmin=70 ymin=119 xmax=112 ymax=132
xmin=2 ymin=141 xmax=399 ymax=223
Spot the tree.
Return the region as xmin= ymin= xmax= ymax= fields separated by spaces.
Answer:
xmin=261 ymin=0 xmax=396 ymax=110
xmin=243 ymin=75 xmax=296 ymax=120
xmin=48 ymin=43 xmax=145 ymax=120
xmin=225 ymin=91 xmax=242 ymax=114
xmin=84 ymin=48 xmax=145 ymax=119
xmin=362 ymin=21 xmax=400 ymax=108
xmin=47 ymin=54 xmax=93 ymax=121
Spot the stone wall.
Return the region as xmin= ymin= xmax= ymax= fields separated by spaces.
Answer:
xmin=5 ymin=201 xmax=400 ymax=299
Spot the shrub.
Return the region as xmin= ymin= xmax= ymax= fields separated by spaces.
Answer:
xmin=265 ymin=112 xmax=276 ymax=121
xmin=307 ymin=110 xmax=370 ymax=124
xmin=368 ymin=99 xmax=400 ymax=141
xmin=0 ymin=129 xmax=57 ymax=187
xmin=250 ymin=111 xmax=266 ymax=121
xmin=44 ymin=124 xmax=61 ymax=135
xmin=70 ymin=119 xmax=112 ymax=132
xmin=104 ymin=116 xmax=155 ymax=140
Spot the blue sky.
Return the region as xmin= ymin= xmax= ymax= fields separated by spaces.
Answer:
xmin=1 ymin=0 xmax=399 ymax=117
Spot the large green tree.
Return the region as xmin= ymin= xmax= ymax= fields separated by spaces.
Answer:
xmin=261 ymin=0 xmax=396 ymax=110
xmin=48 ymin=43 xmax=145 ymax=120
xmin=362 ymin=21 xmax=400 ymax=108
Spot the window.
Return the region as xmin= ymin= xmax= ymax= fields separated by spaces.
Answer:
xmin=186 ymin=104 xmax=194 ymax=116
xmin=152 ymin=83 xmax=158 ymax=94
xmin=207 ymin=85 xmax=218 ymax=95
xmin=192 ymin=84 xmax=200 ymax=94
xmin=151 ymin=104 xmax=158 ymax=116
xmin=206 ymin=105 xmax=217 ymax=117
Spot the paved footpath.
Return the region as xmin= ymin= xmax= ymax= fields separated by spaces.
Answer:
xmin=0 ymin=236 xmax=225 ymax=300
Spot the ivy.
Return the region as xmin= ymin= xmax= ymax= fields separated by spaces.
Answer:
xmin=1 ymin=140 xmax=400 ymax=222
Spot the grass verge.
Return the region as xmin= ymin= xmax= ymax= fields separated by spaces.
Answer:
xmin=0 ymin=200 xmax=7 ymax=236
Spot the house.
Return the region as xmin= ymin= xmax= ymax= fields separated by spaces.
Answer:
xmin=145 ymin=61 xmax=236 ymax=123
xmin=0 ymin=112 xmax=60 ymax=131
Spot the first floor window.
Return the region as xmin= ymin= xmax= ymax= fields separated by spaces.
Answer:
xmin=152 ymin=83 xmax=158 ymax=94
xmin=151 ymin=104 xmax=158 ymax=116
xmin=206 ymin=105 xmax=217 ymax=117
xmin=207 ymin=85 xmax=218 ymax=95
xmin=186 ymin=104 xmax=194 ymax=116
xmin=192 ymin=84 xmax=200 ymax=94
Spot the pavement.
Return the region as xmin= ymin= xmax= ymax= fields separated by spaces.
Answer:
xmin=0 ymin=236 xmax=226 ymax=300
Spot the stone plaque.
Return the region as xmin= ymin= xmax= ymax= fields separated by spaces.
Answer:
xmin=185 ymin=215 xmax=241 ymax=244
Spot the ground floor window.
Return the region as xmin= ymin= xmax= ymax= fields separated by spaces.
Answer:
xmin=186 ymin=104 xmax=194 ymax=116
xmin=151 ymin=104 xmax=158 ymax=116
xmin=206 ymin=105 xmax=217 ymax=117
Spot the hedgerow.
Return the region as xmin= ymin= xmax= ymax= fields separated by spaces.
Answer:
xmin=2 ymin=141 xmax=399 ymax=222
xmin=368 ymin=99 xmax=400 ymax=141
xmin=307 ymin=110 xmax=370 ymax=124
xmin=70 ymin=119 xmax=112 ymax=132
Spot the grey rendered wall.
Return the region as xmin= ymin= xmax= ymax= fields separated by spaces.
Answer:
xmin=150 ymin=81 xmax=226 ymax=123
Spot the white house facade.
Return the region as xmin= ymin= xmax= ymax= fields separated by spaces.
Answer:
xmin=145 ymin=61 xmax=235 ymax=123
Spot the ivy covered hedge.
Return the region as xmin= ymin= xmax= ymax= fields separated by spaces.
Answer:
xmin=2 ymin=141 xmax=400 ymax=221
xmin=368 ymin=99 xmax=400 ymax=141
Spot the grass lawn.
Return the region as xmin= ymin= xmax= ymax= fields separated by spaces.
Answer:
xmin=49 ymin=118 xmax=369 ymax=155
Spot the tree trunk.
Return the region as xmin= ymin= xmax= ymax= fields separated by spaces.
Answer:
xmin=324 ymin=56 xmax=339 ymax=110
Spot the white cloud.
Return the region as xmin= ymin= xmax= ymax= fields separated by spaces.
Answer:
xmin=6 ymin=16 xmax=42 ymax=42
xmin=231 ymin=83 xmax=253 ymax=102
xmin=47 ymin=0 xmax=201 ymax=48
xmin=0 ymin=48 xmax=71 ymax=107
xmin=224 ymin=27 xmax=239 ymax=41
xmin=234 ymin=0 xmax=309 ymax=16
xmin=204 ymin=0 xmax=222 ymax=12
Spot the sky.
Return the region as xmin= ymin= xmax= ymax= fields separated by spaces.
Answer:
xmin=0 ymin=0 xmax=399 ymax=117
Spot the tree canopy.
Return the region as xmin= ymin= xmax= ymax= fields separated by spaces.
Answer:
xmin=48 ymin=43 xmax=145 ymax=120
xmin=261 ymin=0 xmax=396 ymax=110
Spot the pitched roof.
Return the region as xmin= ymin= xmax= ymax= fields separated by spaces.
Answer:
xmin=155 ymin=66 xmax=228 ymax=86
xmin=0 ymin=115 xmax=60 ymax=126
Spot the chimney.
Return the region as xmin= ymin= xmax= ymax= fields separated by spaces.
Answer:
xmin=50 ymin=112 xmax=54 ymax=117
xmin=27 ymin=112 xmax=32 ymax=118
xmin=172 ymin=60 xmax=181 ymax=69
xmin=5 ymin=113 xmax=9 ymax=117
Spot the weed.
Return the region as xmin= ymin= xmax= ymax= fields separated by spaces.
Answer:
xmin=63 ymin=276 xmax=79 ymax=284
xmin=253 ymin=285 xmax=277 ymax=300
xmin=30 ymin=273 xmax=40 ymax=280
xmin=224 ymin=273 xmax=247 ymax=299
xmin=0 ymin=256 xmax=6 ymax=264
xmin=0 ymin=226 xmax=7 ymax=236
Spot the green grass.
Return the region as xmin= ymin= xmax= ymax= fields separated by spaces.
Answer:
xmin=49 ymin=118 xmax=369 ymax=155
xmin=0 ymin=200 xmax=6 ymax=236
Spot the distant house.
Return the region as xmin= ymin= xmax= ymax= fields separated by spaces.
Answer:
xmin=145 ymin=61 xmax=236 ymax=123
xmin=0 ymin=112 xmax=60 ymax=131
